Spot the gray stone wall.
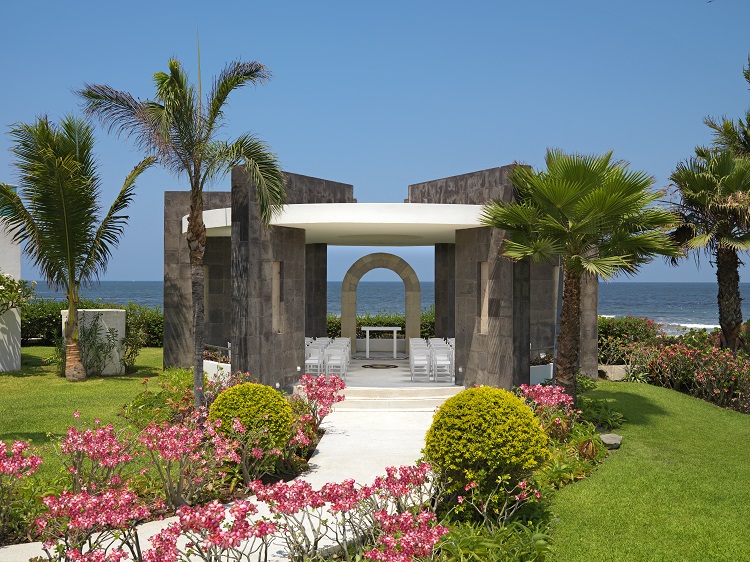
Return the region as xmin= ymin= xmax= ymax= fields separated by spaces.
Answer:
xmin=231 ymin=169 xmax=353 ymax=387
xmin=204 ymin=237 xmax=232 ymax=348
xmin=579 ymin=274 xmax=599 ymax=378
xmin=530 ymin=261 xmax=559 ymax=356
xmin=434 ymin=243 xmax=455 ymax=338
xmin=305 ymin=244 xmax=328 ymax=338
xmin=454 ymin=226 xmax=530 ymax=388
xmin=408 ymin=167 xmax=515 ymax=204
xmin=163 ymin=191 xmax=231 ymax=369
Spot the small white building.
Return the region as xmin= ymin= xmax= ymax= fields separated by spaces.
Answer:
xmin=0 ymin=186 xmax=22 ymax=372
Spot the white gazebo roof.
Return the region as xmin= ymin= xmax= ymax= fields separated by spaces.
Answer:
xmin=186 ymin=203 xmax=486 ymax=246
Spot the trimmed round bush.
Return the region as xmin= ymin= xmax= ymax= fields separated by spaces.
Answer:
xmin=424 ymin=387 xmax=549 ymax=511
xmin=208 ymin=382 xmax=293 ymax=449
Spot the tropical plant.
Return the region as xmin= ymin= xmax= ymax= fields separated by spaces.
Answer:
xmin=480 ymin=150 xmax=678 ymax=401
xmin=0 ymin=116 xmax=153 ymax=381
xmin=705 ymin=55 xmax=750 ymax=157
xmin=668 ymin=147 xmax=750 ymax=352
xmin=79 ymin=58 xmax=286 ymax=406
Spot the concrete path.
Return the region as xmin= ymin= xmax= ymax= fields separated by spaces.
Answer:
xmin=0 ymin=406 xmax=437 ymax=561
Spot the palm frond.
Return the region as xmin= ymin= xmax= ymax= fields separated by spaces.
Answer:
xmin=206 ymin=61 xmax=270 ymax=134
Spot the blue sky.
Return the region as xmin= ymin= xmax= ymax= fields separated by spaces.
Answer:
xmin=2 ymin=0 xmax=750 ymax=283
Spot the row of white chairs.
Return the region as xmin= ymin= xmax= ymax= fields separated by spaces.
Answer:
xmin=409 ymin=338 xmax=455 ymax=382
xmin=304 ymin=337 xmax=351 ymax=379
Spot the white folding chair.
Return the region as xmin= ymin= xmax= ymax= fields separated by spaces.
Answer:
xmin=410 ymin=349 xmax=431 ymax=382
xmin=431 ymin=347 xmax=453 ymax=382
xmin=304 ymin=347 xmax=324 ymax=376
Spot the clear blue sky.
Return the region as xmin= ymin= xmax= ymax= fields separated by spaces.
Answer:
xmin=2 ymin=0 xmax=750 ymax=283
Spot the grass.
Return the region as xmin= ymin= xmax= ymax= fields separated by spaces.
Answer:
xmin=549 ymin=381 xmax=750 ymax=561
xmin=0 ymin=346 xmax=163 ymax=446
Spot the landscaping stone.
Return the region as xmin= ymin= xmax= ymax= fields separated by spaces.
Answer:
xmin=600 ymin=433 xmax=623 ymax=449
xmin=599 ymin=364 xmax=627 ymax=381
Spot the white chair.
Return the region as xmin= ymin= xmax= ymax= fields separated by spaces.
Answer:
xmin=432 ymin=348 xmax=453 ymax=382
xmin=410 ymin=349 xmax=431 ymax=382
xmin=304 ymin=347 xmax=324 ymax=376
xmin=325 ymin=348 xmax=347 ymax=379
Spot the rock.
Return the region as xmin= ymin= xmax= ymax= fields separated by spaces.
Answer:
xmin=598 ymin=364 xmax=627 ymax=381
xmin=600 ymin=433 xmax=623 ymax=449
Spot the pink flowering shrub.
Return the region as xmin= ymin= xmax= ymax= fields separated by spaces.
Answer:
xmin=295 ymin=374 xmax=346 ymax=429
xmin=518 ymin=384 xmax=573 ymax=410
xmin=518 ymin=384 xmax=578 ymax=441
xmin=251 ymin=462 xmax=440 ymax=561
xmin=220 ymin=417 xmax=283 ymax=485
xmin=139 ymin=411 xmax=240 ymax=509
xmin=55 ymin=414 xmax=135 ymax=493
xmin=35 ymin=485 xmax=154 ymax=562
xmin=646 ymin=344 xmax=750 ymax=413
xmin=364 ymin=510 xmax=449 ymax=562
xmin=452 ymin=479 xmax=543 ymax=531
xmin=203 ymin=371 xmax=256 ymax=409
xmin=142 ymin=500 xmax=277 ymax=562
xmin=0 ymin=439 xmax=42 ymax=540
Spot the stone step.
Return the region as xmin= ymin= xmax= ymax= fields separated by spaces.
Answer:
xmin=334 ymin=385 xmax=464 ymax=411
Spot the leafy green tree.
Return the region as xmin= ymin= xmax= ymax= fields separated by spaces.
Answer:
xmin=705 ymin=55 xmax=750 ymax=157
xmin=0 ymin=116 xmax=153 ymax=381
xmin=79 ymin=58 xmax=286 ymax=406
xmin=481 ymin=149 xmax=678 ymax=401
xmin=669 ymin=147 xmax=750 ymax=352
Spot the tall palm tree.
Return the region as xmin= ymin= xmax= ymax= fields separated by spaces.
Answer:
xmin=669 ymin=148 xmax=750 ymax=352
xmin=79 ymin=58 xmax=286 ymax=406
xmin=0 ymin=116 xmax=153 ymax=381
xmin=705 ymin=55 xmax=750 ymax=157
xmin=481 ymin=149 xmax=678 ymax=401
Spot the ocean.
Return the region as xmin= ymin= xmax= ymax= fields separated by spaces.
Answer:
xmin=31 ymin=280 xmax=750 ymax=333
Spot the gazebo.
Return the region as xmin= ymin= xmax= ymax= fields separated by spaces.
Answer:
xmin=163 ymin=166 xmax=598 ymax=390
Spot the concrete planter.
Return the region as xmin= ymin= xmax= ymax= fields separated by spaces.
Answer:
xmin=599 ymin=364 xmax=627 ymax=381
xmin=0 ymin=308 xmax=21 ymax=372
xmin=203 ymin=359 xmax=231 ymax=380
xmin=61 ymin=309 xmax=125 ymax=376
xmin=530 ymin=363 xmax=554 ymax=385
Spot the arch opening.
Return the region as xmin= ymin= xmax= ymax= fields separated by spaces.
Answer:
xmin=341 ymin=252 xmax=421 ymax=354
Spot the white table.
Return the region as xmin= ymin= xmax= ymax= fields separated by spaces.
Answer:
xmin=362 ymin=326 xmax=402 ymax=359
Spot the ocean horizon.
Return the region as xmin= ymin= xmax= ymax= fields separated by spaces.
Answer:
xmin=30 ymin=280 xmax=749 ymax=333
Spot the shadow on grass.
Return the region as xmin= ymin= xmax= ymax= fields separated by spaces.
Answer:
xmin=587 ymin=384 xmax=669 ymax=427
xmin=0 ymin=431 xmax=60 ymax=446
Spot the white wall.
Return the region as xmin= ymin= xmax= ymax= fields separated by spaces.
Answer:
xmin=0 ymin=219 xmax=22 ymax=372
xmin=61 ymin=309 xmax=126 ymax=376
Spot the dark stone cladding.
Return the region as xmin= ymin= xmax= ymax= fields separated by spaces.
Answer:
xmin=163 ymin=191 xmax=232 ymax=369
xmin=231 ymin=169 xmax=354 ymax=388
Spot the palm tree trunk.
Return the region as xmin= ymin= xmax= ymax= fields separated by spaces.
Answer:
xmin=555 ymin=265 xmax=580 ymax=403
xmin=188 ymin=189 xmax=207 ymax=407
xmin=64 ymin=300 xmax=86 ymax=382
xmin=716 ymin=247 xmax=743 ymax=353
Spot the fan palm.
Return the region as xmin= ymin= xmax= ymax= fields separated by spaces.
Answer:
xmin=0 ymin=116 xmax=154 ymax=381
xmin=79 ymin=58 xmax=285 ymax=406
xmin=669 ymin=148 xmax=750 ymax=352
xmin=481 ymin=149 xmax=678 ymax=401
xmin=705 ymin=55 xmax=750 ymax=157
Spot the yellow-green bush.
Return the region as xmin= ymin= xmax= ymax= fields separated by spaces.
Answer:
xmin=425 ymin=387 xmax=549 ymax=516
xmin=208 ymin=383 xmax=293 ymax=450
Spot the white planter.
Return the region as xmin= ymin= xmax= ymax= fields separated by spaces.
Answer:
xmin=0 ymin=308 xmax=21 ymax=372
xmin=203 ymin=359 xmax=231 ymax=380
xmin=530 ymin=363 xmax=554 ymax=385
xmin=61 ymin=309 xmax=126 ymax=376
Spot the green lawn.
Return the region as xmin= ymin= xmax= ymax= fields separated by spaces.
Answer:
xmin=0 ymin=346 xmax=163 ymax=446
xmin=550 ymin=381 xmax=750 ymax=561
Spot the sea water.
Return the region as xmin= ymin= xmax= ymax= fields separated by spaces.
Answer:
xmin=31 ymin=280 xmax=750 ymax=333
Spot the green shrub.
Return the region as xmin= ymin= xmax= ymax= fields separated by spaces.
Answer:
xmin=325 ymin=306 xmax=437 ymax=339
xmin=425 ymin=387 xmax=549 ymax=519
xmin=434 ymin=520 xmax=552 ymax=562
xmin=598 ymin=316 xmax=664 ymax=364
xmin=208 ymin=383 xmax=293 ymax=450
xmin=122 ymin=368 xmax=194 ymax=428
xmin=21 ymin=298 xmax=65 ymax=344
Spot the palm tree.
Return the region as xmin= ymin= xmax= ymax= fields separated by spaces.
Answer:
xmin=79 ymin=58 xmax=286 ymax=406
xmin=0 ymin=116 xmax=153 ymax=381
xmin=481 ymin=149 xmax=678 ymax=401
xmin=669 ymin=148 xmax=750 ymax=352
xmin=705 ymin=55 xmax=750 ymax=157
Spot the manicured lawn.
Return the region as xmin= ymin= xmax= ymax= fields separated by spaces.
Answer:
xmin=550 ymin=381 xmax=750 ymax=561
xmin=0 ymin=346 xmax=163 ymax=446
